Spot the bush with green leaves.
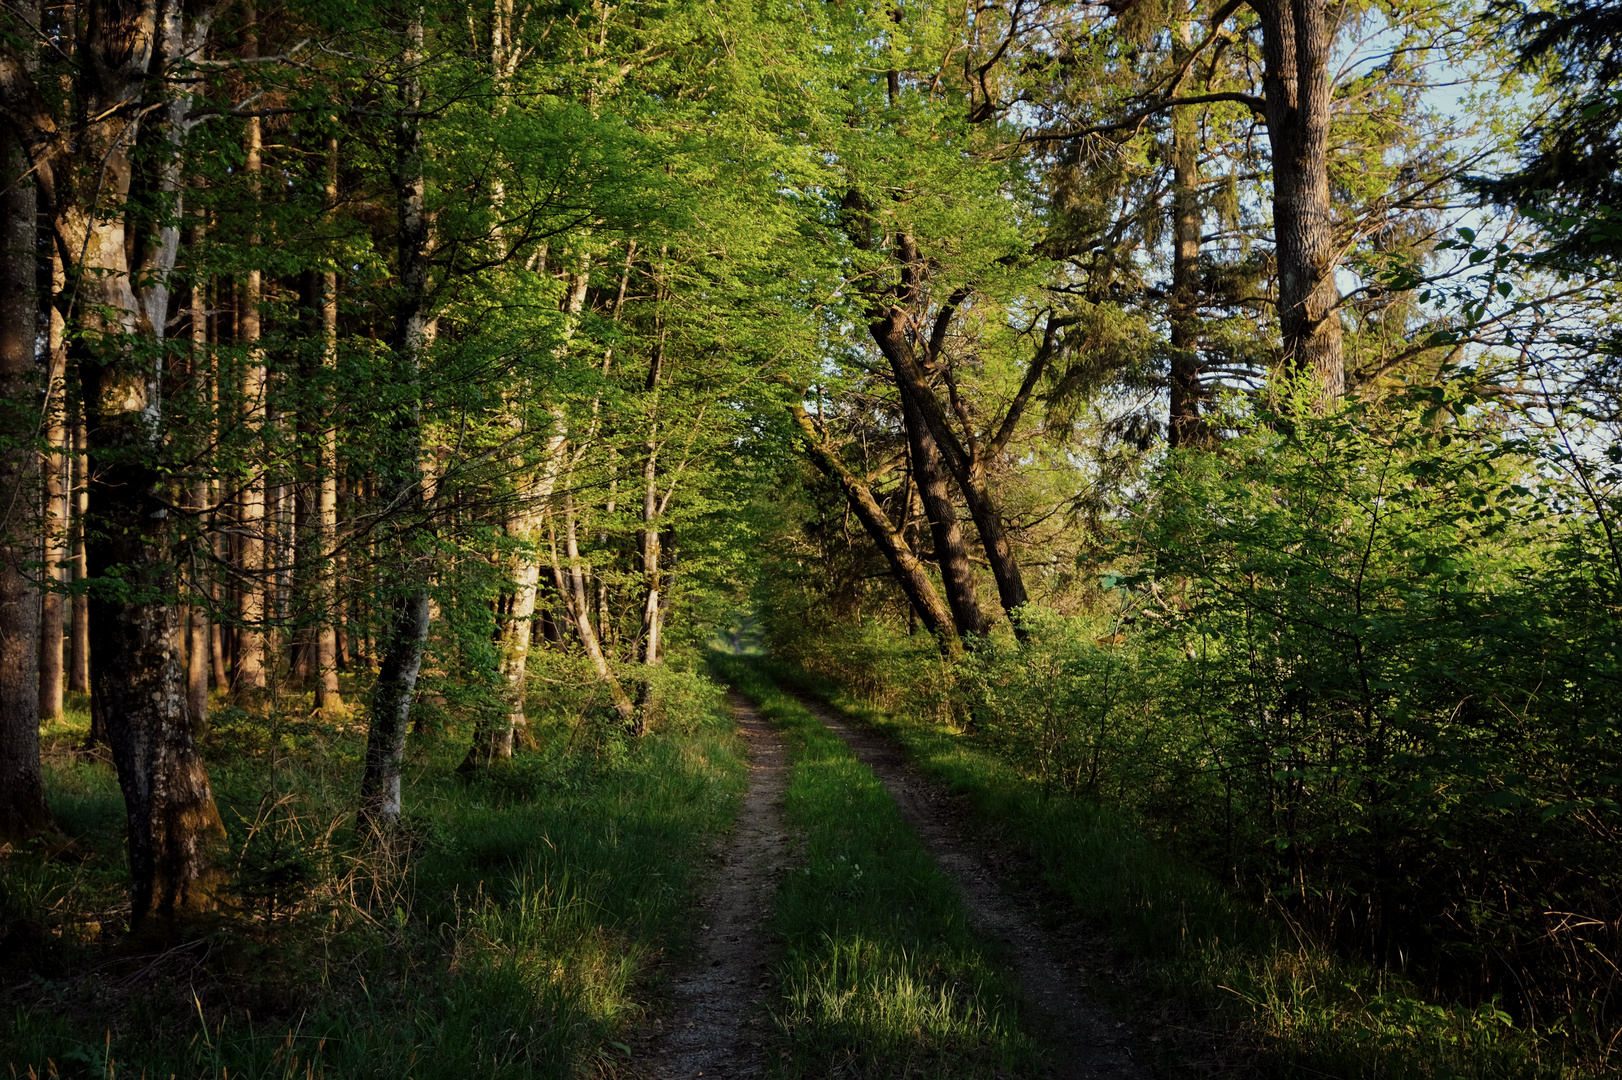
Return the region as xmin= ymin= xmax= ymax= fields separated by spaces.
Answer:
xmin=1122 ymin=388 xmax=1620 ymax=1038
xmin=956 ymin=606 xmax=1171 ymax=801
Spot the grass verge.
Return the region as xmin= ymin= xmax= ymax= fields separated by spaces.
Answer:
xmin=711 ymin=653 xmax=1044 ymax=1079
xmin=761 ymin=658 xmax=1574 ymax=1080
xmin=2 ymin=674 xmax=744 ymax=1080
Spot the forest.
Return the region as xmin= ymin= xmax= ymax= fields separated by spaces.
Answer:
xmin=0 ymin=0 xmax=1617 ymax=1073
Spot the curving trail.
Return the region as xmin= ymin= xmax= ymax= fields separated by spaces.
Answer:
xmin=793 ymin=692 xmax=1151 ymax=1080
xmin=645 ymin=692 xmax=789 ymax=1079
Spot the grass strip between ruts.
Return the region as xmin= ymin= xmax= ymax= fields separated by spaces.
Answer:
xmin=712 ymin=653 xmax=1045 ymax=1079
xmin=762 ymin=658 xmax=1573 ymax=1080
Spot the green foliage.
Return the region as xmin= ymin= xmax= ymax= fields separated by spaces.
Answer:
xmin=765 ymin=662 xmax=1573 ymax=1079
xmin=1119 ymin=392 xmax=1620 ymax=1036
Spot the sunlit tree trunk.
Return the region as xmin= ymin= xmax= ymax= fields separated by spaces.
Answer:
xmin=901 ymin=391 xmax=988 ymax=641
xmin=468 ymin=426 xmax=566 ymax=764
xmin=316 ymin=135 xmax=343 ymax=714
xmin=234 ymin=10 xmax=268 ymax=696
xmin=636 ymin=325 xmax=665 ymax=681
xmin=186 ymin=218 xmax=210 ymax=730
xmin=548 ymin=489 xmax=638 ymax=726
xmin=1254 ymin=0 xmax=1342 ymax=402
xmin=789 ymin=404 xmax=961 ymax=656
xmin=70 ymin=403 xmax=89 ymax=695
xmin=39 ymin=343 xmax=66 ymax=724
xmin=871 ymin=306 xmax=1030 ymax=631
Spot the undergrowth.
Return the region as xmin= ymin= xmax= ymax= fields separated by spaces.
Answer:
xmin=1 ymin=669 xmax=745 ymax=1079
xmin=712 ymin=653 xmax=1044 ymax=1079
xmin=762 ymin=652 xmax=1579 ymax=1080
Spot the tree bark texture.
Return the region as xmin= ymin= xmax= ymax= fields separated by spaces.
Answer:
xmin=869 ymin=308 xmax=1031 ymax=628
xmin=187 ymin=221 xmax=210 ymax=730
xmin=39 ymin=367 xmax=66 ymax=723
xmin=469 ymin=428 xmax=566 ymax=764
xmin=0 ymin=120 xmax=52 ymax=842
xmin=234 ymin=18 xmax=268 ymax=694
xmin=553 ymin=490 xmax=639 ymax=728
xmin=1256 ymin=0 xmax=1344 ymax=402
xmin=360 ymin=5 xmax=436 ymax=829
xmin=1168 ymin=96 xmax=1208 ymax=447
xmin=33 ymin=0 xmax=229 ymax=919
xmin=70 ymin=408 xmax=89 ymax=694
xmin=360 ymin=591 xmax=431 ymax=824
xmin=901 ymin=391 xmax=989 ymax=641
xmin=317 ymin=136 xmax=342 ymax=714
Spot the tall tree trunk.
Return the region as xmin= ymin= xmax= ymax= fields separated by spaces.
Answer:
xmin=50 ymin=0 xmax=227 ymax=921
xmin=548 ymin=491 xmax=639 ymax=727
xmin=1166 ymin=17 xmax=1208 ymax=447
xmin=39 ymin=359 xmax=66 ymax=723
xmin=235 ymin=13 xmax=268 ymax=695
xmin=360 ymin=4 xmax=436 ymax=831
xmin=316 ymin=136 xmax=342 ymax=714
xmin=468 ymin=427 xmax=567 ymax=764
xmin=187 ymin=220 xmax=210 ymax=731
xmin=870 ymin=309 xmax=1030 ymax=630
xmin=1255 ymin=0 xmax=1343 ymax=402
xmin=636 ymin=326 xmax=665 ymax=684
xmin=468 ymin=251 xmax=596 ymax=759
xmin=0 ymin=120 xmax=53 ymax=842
xmin=637 ymin=441 xmax=664 ymax=670
xmin=1168 ymin=52 xmax=1209 ymax=447
xmin=901 ymin=391 xmax=988 ymax=641
xmin=70 ymin=401 xmax=90 ymax=695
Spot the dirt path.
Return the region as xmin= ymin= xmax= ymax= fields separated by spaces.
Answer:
xmin=644 ymin=692 xmax=789 ymax=1079
xmin=795 ymin=694 xmax=1151 ymax=1080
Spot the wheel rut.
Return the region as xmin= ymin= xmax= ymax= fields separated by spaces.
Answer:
xmin=793 ymin=692 xmax=1152 ymax=1080
xmin=644 ymin=691 xmax=788 ymax=1079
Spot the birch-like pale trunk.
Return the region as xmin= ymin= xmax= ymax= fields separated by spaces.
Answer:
xmin=549 ymin=491 xmax=638 ymax=727
xmin=467 ymin=427 xmax=567 ymax=764
xmin=38 ymin=341 xmax=67 ymax=723
xmin=70 ymin=403 xmax=89 ymax=694
xmin=360 ymin=4 xmax=438 ymax=831
xmin=234 ymin=10 xmax=268 ymax=694
xmin=316 ymin=135 xmax=343 ymax=714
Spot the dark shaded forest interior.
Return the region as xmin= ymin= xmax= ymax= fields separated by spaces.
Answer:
xmin=0 ymin=0 xmax=1618 ymax=1074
